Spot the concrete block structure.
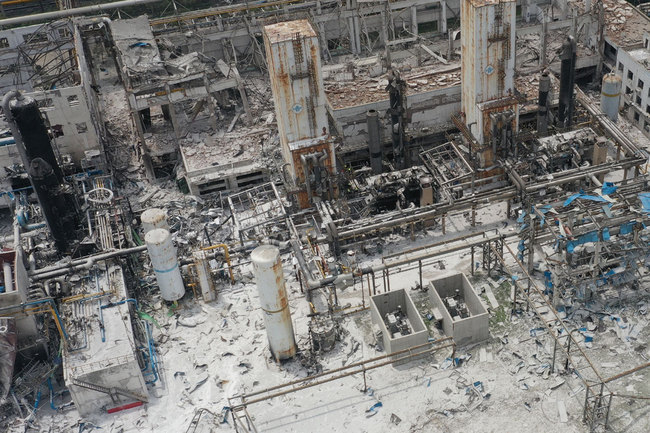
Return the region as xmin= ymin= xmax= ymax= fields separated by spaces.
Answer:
xmin=428 ymin=272 xmax=489 ymax=346
xmin=62 ymin=265 xmax=148 ymax=415
xmin=370 ymin=289 xmax=428 ymax=355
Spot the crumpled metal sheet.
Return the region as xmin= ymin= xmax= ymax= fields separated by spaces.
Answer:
xmin=0 ymin=317 xmax=17 ymax=400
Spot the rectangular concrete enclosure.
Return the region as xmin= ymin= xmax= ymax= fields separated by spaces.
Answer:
xmin=370 ymin=289 xmax=428 ymax=355
xmin=428 ymin=272 xmax=489 ymax=346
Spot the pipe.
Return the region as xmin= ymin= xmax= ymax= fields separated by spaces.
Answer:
xmin=299 ymin=231 xmax=503 ymax=289
xmin=200 ymin=243 xmax=234 ymax=283
xmin=0 ymin=298 xmax=68 ymax=341
xmin=235 ymin=337 xmax=455 ymax=407
xmin=2 ymin=91 xmax=30 ymax=172
xmin=29 ymin=245 xmax=147 ymax=280
xmin=300 ymin=151 xmax=326 ymax=203
xmin=602 ymin=361 xmax=650 ymax=385
xmin=502 ymin=161 xmax=526 ymax=192
xmin=3 ymin=261 xmax=13 ymax=292
xmin=16 ymin=208 xmax=46 ymax=231
xmin=0 ymin=0 xmax=161 ymax=27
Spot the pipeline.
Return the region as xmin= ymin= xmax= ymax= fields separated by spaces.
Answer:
xmin=100 ymin=298 xmax=159 ymax=384
xmin=296 ymin=231 xmax=504 ymax=290
xmin=0 ymin=297 xmax=68 ymax=341
xmin=2 ymin=91 xmax=30 ymax=172
xmin=233 ymin=337 xmax=455 ymax=408
xmin=29 ymin=245 xmax=147 ymax=280
xmin=0 ymin=0 xmax=162 ymax=27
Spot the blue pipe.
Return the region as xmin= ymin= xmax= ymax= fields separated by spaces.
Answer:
xmin=33 ymin=386 xmax=42 ymax=410
xmin=16 ymin=208 xmax=46 ymax=231
xmin=142 ymin=321 xmax=159 ymax=385
xmin=100 ymin=298 xmax=138 ymax=311
xmin=100 ymin=298 xmax=159 ymax=384
xmin=47 ymin=377 xmax=70 ymax=411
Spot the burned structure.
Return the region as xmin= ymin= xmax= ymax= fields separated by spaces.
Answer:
xmin=0 ymin=1 xmax=649 ymax=433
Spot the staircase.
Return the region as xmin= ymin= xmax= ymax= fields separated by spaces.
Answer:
xmin=72 ymin=378 xmax=148 ymax=404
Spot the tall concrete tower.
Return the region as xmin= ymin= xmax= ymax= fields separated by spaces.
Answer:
xmin=263 ymin=20 xmax=336 ymax=208
xmin=461 ymin=0 xmax=519 ymax=168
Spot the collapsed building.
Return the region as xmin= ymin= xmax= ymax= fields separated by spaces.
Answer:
xmin=0 ymin=0 xmax=649 ymax=432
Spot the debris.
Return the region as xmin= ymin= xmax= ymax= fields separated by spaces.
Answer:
xmin=557 ymin=400 xmax=568 ymax=423
xmin=366 ymin=402 xmax=383 ymax=417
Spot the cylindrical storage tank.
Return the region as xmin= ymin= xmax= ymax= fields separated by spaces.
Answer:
xmin=145 ymin=228 xmax=185 ymax=302
xmin=366 ymin=109 xmax=382 ymax=174
xmin=141 ymin=208 xmax=168 ymax=234
xmin=601 ymin=73 xmax=622 ymax=122
xmin=9 ymin=95 xmax=63 ymax=182
xmin=251 ymin=245 xmax=296 ymax=361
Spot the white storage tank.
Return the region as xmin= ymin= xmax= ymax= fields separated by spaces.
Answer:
xmin=141 ymin=208 xmax=168 ymax=234
xmin=601 ymin=73 xmax=622 ymax=122
xmin=251 ymin=245 xmax=297 ymax=361
xmin=145 ymin=228 xmax=185 ymax=301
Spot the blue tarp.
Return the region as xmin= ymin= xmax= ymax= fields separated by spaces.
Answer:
xmin=567 ymin=230 xmax=600 ymax=253
xmin=639 ymin=193 xmax=650 ymax=214
xmin=544 ymin=270 xmax=553 ymax=289
xmin=602 ymin=227 xmax=610 ymax=241
xmin=564 ymin=193 xmax=609 ymax=207
xmin=620 ymin=221 xmax=636 ymax=235
xmin=602 ymin=182 xmax=618 ymax=196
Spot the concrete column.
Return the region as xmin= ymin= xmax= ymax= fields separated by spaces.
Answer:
xmin=202 ymin=75 xmax=219 ymax=130
xmin=164 ymin=84 xmax=180 ymax=138
xmin=540 ymin=13 xmax=547 ymax=67
xmin=128 ymin=93 xmax=155 ymax=180
xmin=411 ymin=5 xmax=418 ymax=38
xmin=441 ymin=1 xmax=447 ymax=33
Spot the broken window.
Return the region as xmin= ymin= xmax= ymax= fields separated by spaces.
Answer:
xmin=51 ymin=124 xmax=64 ymax=137
xmin=645 ymin=121 xmax=650 ymax=132
xmin=0 ymin=38 xmax=8 ymax=48
xmin=634 ymin=111 xmax=640 ymax=122
xmin=67 ymin=94 xmax=79 ymax=106
xmin=636 ymin=95 xmax=642 ymax=105
xmin=628 ymin=70 xmax=634 ymax=81
xmin=23 ymin=32 xmax=48 ymax=45
xmin=638 ymin=79 xmax=645 ymax=90
xmin=37 ymin=98 xmax=54 ymax=109
xmin=646 ymin=105 xmax=650 ymax=114
xmin=617 ymin=62 xmax=624 ymax=72
xmin=75 ymin=122 xmax=88 ymax=133
xmin=625 ymin=86 xmax=632 ymax=95
xmin=418 ymin=21 xmax=438 ymax=34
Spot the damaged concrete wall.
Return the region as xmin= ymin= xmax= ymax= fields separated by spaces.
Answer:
xmin=330 ymin=85 xmax=461 ymax=147
xmin=28 ymin=86 xmax=101 ymax=164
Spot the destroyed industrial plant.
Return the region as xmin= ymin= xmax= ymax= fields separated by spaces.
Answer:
xmin=1 ymin=0 xmax=650 ymax=431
